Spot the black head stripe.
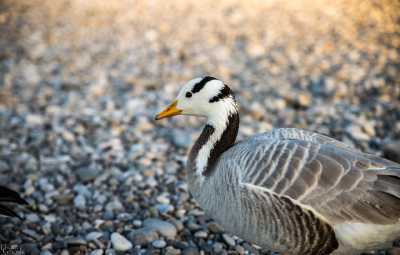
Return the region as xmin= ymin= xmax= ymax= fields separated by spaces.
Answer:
xmin=209 ymin=84 xmax=232 ymax=103
xmin=192 ymin=76 xmax=217 ymax=93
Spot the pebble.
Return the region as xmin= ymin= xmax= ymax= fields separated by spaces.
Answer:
xmin=73 ymin=194 xmax=86 ymax=209
xmin=0 ymin=160 xmax=8 ymax=171
xmin=143 ymin=218 xmax=178 ymax=239
xmin=207 ymin=222 xmax=223 ymax=233
xmin=194 ymin=231 xmax=208 ymax=239
xmin=128 ymin=227 xmax=159 ymax=245
xmin=182 ymin=247 xmax=199 ymax=255
xmin=133 ymin=220 xmax=142 ymax=228
xmin=111 ymin=233 xmax=132 ymax=251
xmin=383 ymin=141 xmax=400 ymax=163
xmin=213 ymin=242 xmax=224 ymax=253
xmin=90 ymin=250 xmax=104 ymax=255
xmin=26 ymin=213 xmax=40 ymax=223
xmin=152 ymin=239 xmax=167 ymax=249
xmin=67 ymin=237 xmax=86 ymax=246
xmin=165 ymin=246 xmax=181 ymax=255
xmin=86 ymin=231 xmax=103 ymax=241
xmin=77 ymin=164 xmax=101 ymax=182
xmin=21 ymin=243 xmax=40 ymax=255
xmin=346 ymin=125 xmax=370 ymax=141
xmin=222 ymin=234 xmax=236 ymax=247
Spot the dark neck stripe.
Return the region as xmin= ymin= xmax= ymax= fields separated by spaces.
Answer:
xmin=203 ymin=112 xmax=239 ymax=176
xmin=188 ymin=124 xmax=215 ymax=171
xmin=188 ymin=111 xmax=239 ymax=177
xmin=192 ymin=76 xmax=217 ymax=93
xmin=209 ymin=84 xmax=232 ymax=103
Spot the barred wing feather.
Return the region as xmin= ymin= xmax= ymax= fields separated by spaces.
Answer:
xmin=221 ymin=128 xmax=400 ymax=225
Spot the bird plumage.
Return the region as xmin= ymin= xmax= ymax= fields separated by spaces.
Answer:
xmin=156 ymin=77 xmax=400 ymax=255
xmin=0 ymin=186 xmax=28 ymax=219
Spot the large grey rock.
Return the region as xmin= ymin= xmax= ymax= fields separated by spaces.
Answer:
xmin=143 ymin=218 xmax=177 ymax=239
xmin=128 ymin=227 xmax=159 ymax=245
xmin=111 ymin=233 xmax=132 ymax=252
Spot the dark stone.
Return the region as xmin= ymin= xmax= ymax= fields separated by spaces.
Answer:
xmin=383 ymin=141 xmax=400 ymax=163
xmin=21 ymin=243 xmax=40 ymax=255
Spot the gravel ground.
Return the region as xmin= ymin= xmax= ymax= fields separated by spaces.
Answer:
xmin=0 ymin=0 xmax=400 ymax=254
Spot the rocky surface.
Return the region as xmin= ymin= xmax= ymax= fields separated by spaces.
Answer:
xmin=0 ymin=0 xmax=399 ymax=254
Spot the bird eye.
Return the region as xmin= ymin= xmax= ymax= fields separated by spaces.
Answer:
xmin=186 ymin=92 xmax=192 ymax=98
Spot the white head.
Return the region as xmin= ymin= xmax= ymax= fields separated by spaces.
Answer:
xmin=155 ymin=76 xmax=238 ymax=126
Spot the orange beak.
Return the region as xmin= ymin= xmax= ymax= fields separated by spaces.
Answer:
xmin=155 ymin=100 xmax=183 ymax=120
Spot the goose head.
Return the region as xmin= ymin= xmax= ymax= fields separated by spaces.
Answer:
xmin=155 ymin=76 xmax=238 ymax=126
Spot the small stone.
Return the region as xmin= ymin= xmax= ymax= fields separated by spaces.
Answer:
xmin=90 ymin=250 xmax=104 ymax=255
xmin=128 ymin=227 xmax=159 ymax=245
xmin=0 ymin=160 xmax=8 ymax=171
xmin=165 ymin=246 xmax=181 ymax=255
xmin=297 ymin=93 xmax=311 ymax=108
xmin=67 ymin=237 xmax=86 ymax=246
xmin=111 ymin=233 xmax=132 ymax=251
xmin=152 ymin=239 xmax=167 ymax=249
xmin=362 ymin=121 xmax=375 ymax=137
xmin=207 ymin=222 xmax=223 ymax=233
xmin=103 ymin=210 xmax=114 ymax=220
xmin=383 ymin=141 xmax=400 ymax=164
xmin=133 ymin=220 xmax=142 ymax=227
xmin=250 ymin=102 xmax=265 ymax=119
xmin=143 ymin=218 xmax=177 ymax=239
xmin=26 ymin=213 xmax=40 ymax=223
xmin=212 ymin=242 xmax=224 ymax=253
xmin=23 ymin=229 xmax=41 ymax=240
xmin=222 ymin=234 xmax=236 ymax=247
xmin=27 ymin=114 xmax=44 ymax=126
xmin=86 ymin=231 xmax=103 ymax=241
xmin=194 ymin=231 xmax=208 ymax=239
xmin=74 ymin=194 xmax=86 ymax=209
xmin=170 ymin=219 xmax=184 ymax=231
xmin=77 ymin=164 xmax=101 ymax=182
xmin=187 ymin=221 xmax=201 ymax=231
xmin=235 ymin=245 xmax=246 ymax=254
xmin=156 ymin=204 xmax=174 ymax=214
xmin=104 ymin=249 xmax=116 ymax=255
xmin=73 ymin=184 xmax=91 ymax=197
xmin=105 ymin=199 xmax=123 ymax=211
xmin=22 ymin=243 xmax=40 ymax=255
xmin=182 ymin=247 xmax=199 ymax=255
xmin=346 ymin=125 xmax=370 ymax=141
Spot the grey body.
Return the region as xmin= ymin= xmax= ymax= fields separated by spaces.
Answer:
xmin=187 ymin=128 xmax=400 ymax=255
xmin=157 ymin=76 xmax=400 ymax=255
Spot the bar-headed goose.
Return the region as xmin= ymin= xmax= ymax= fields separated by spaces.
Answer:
xmin=0 ymin=186 xmax=27 ymax=219
xmin=155 ymin=76 xmax=400 ymax=255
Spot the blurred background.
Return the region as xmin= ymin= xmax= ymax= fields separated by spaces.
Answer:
xmin=0 ymin=0 xmax=399 ymax=254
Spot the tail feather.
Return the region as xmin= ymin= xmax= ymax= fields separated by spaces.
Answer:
xmin=0 ymin=186 xmax=27 ymax=219
xmin=0 ymin=186 xmax=28 ymax=205
xmin=0 ymin=204 xmax=22 ymax=219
